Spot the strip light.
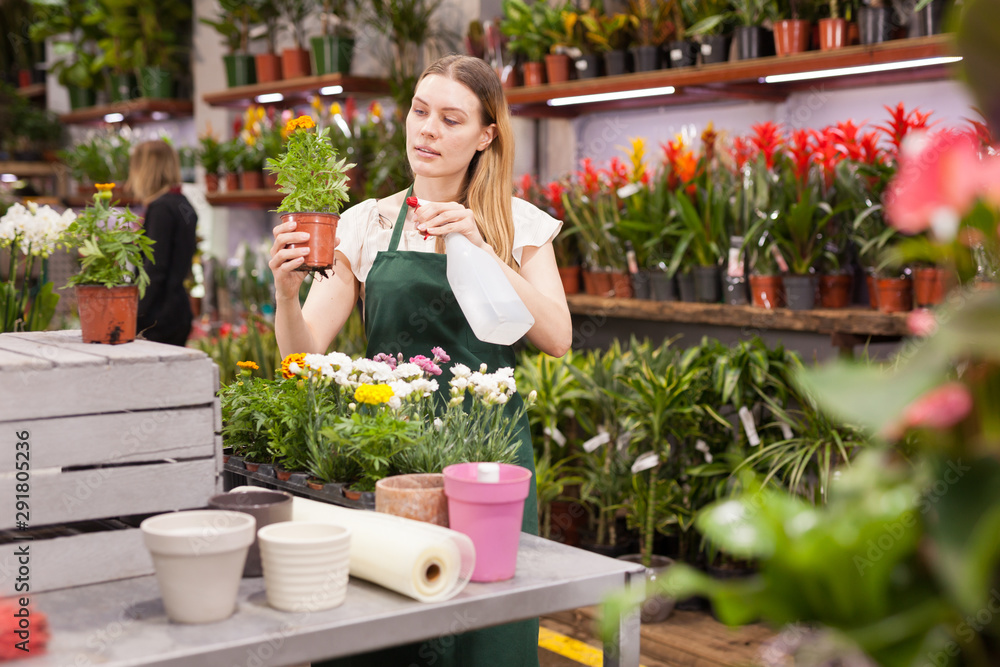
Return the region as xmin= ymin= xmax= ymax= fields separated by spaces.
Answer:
xmin=256 ymin=92 xmax=284 ymax=103
xmin=103 ymin=112 xmax=124 ymax=123
xmin=763 ymin=56 xmax=962 ymax=84
xmin=320 ymin=85 xmax=344 ymax=96
xmin=1 ymin=174 xmax=17 ymax=183
xmin=547 ymin=85 xmax=676 ymax=107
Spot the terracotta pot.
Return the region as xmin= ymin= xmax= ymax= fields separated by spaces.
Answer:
xmin=875 ymin=276 xmax=913 ymax=313
xmin=240 ymin=170 xmax=263 ymax=190
xmin=264 ymin=172 xmax=279 ymax=189
xmin=255 ymin=52 xmax=283 ymax=83
xmin=281 ymin=47 xmax=311 ymax=79
xmin=558 ymin=266 xmax=581 ymax=295
xmin=774 ymin=19 xmax=811 ymax=56
xmin=76 ymin=285 xmax=138 ymax=344
xmin=819 ymin=273 xmax=853 ymax=308
xmin=375 ymin=474 xmax=448 ymax=527
xmin=544 ymin=53 xmax=572 ymax=83
xmin=582 ymin=269 xmax=612 ymax=297
xmin=748 ymin=274 xmax=785 ymax=309
xmin=225 ymin=173 xmax=239 ymax=192
xmin=205 ymin=173 xmax=219 ymax=193
xmin=497 ymin=65 xmax=518 ymax=89
xmin=913 ymin=266 xmax=952 ymax=307
xmin=866 ymin=274 xmax=878 ymax=309
xmin=275 ymin=466 xmax=293 ymax=482
xmin=306 ymin=479 xmax=325 ymax=491
xmin=244 ymin=461 xmax=260 ymax=473
xmin=522 ymin=61 xmax=545 ymax=87
xmin=819 ymin=18 xmax=848 ymax=51
xmin=343 ymin=487 xmax=363 ymax=501
xmin=280 ymin=212 xmax=339 ymax=273
xmin=609 ymin=271 xmax=633 ymax=298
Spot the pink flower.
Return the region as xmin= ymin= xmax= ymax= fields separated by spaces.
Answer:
xmin=372 ymin=352 xmax=397 ymax=370
xmin=431 ymin=347 xmax=450 ymax=363
xmin=885 ymin=130 xmax=983 ymax=236
xmin=410 ymin=355 xmax=442 ymax=376
xmin=907 ymin=309 xmax=937 ymax=337
xmin=903 ymin=382 xmax=973 ymax=431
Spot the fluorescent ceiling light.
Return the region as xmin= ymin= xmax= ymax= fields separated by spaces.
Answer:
xmin=1 ymin=174 xmax=17 ymax=183
xmin=320 ymin=85 xmax=344 ymax=96
xmin=763 ymin=56 xmax=962 ymax=84
xmin=256 ymin=92 xmax=284 ymax=103
xmin=103 ymin=112 xmax=124 ymax=123
xmin=548 ymin=85 xmax=675 ymax=107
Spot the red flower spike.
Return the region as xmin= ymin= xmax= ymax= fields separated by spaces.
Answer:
xmin=750 ymin=122 xmax=785 ymax=170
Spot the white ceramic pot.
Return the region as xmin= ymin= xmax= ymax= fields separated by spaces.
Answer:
xmin=140 ymin=510 xmax=256 ymax=624
xmin=258 ymin=521 xmax=352 ymax=612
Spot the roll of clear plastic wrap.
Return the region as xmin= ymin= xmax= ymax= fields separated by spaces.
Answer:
xmin=230 ymin=487 xmax=475 ymax=602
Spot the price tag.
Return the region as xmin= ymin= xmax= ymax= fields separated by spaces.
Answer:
xmin=631 ymin=451 xmax=660 ymax=474
xmin=727 ymin=246 xmax=744 ymax=278
xmin=582 ymin=431 xmax=612 ymax=453
xmin=616 ymin=432 xmax=632 ymax=451
xmin=543 ymin=426 xmax=567 ymax=447
xmin=738 ymin=406 xmax=761 ymax=446
xmin=701 ymin=43 xmax=712 ymax=56
xmin=670 ymin=49 xmax=683 ymax=61
xmin=617 ymin=182 xmax=642 ymax=199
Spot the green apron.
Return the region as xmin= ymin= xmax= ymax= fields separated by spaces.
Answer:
xmin=316 ymin=192 xmax=540 ymax=667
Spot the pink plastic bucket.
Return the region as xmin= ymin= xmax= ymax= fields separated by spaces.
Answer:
xmin=442 ymin=462 xmax=533 ymax=582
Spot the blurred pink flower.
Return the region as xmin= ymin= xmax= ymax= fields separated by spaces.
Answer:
xmin=905 ymin=382 xmax=973 ymax=431
xmin=886 ymin=130 xmax=983 ymax=236
xmin=907 ymin=309 xmax=937 ymax=337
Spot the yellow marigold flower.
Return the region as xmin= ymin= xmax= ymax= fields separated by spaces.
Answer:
xmin=311 ymin=96 xmax=323 ymax=112
xmin=330 ymin=102 xmax=342 ymax=116
xmin=370 ymin=102 xmax=382 ymax=120
xmin=284 ymin=115 xmax=316 ymax=134
xmin=236 ymin=360 xmax=259 ymax=370
xmin=94 ymin=183 xmax=115 ymax=192
xmin=281 ymin=352 xmax=307 ymax=379
xmin=354 ymin=384 xmax=394 ymax=405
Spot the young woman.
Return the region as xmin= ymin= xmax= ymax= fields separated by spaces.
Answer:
xmin=128 ymin=140 xmax=198 ymax=346
xmin=269 ymin=55 xmax=571 ymax=666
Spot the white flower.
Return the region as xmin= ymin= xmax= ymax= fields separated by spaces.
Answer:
xmin=527 ymin=390 xmax=538 ymax=403
xmin=389 ymin=380 xmax=415 ymax=399
xmin=451 ymin=363 xmax=471 ymax=378
xmin=495 ymin=367 xmax=514 ymax=379
xmin=411 ymin=378 xmax=438 ymax=395
xmin=388 ymin=396 xmax=402 ymax=410
xmin=372 ymin=365 xmax=396 ymax=383
xmin=327 ymin=352 xmax=352 ymax=371
xmin=394 ymin=362 xmax=423 ymax=380
xmin=493 ymin=393 xmax=509 ymax=405
xmin=479 ymin=363 xmax=488 ymax=373
xmin=348 ymin=402 xmax=356 ymax=411
xmin=450 ymin=377 xmax=469 ymax=392
xmin=288 ymin=362 xmax=301 ymax=374
xmin=433 ymin=418 xmax=443 ymax=431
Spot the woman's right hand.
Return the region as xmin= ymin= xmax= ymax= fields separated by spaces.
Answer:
xmin=268 ymin=219 xmax=337 ymax=301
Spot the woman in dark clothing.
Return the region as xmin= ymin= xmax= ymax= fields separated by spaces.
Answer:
xmin=128 ymin=140 xmax=198 ymax=346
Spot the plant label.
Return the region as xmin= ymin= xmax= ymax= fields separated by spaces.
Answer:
xmin=778 ymin=421 xmax=793 ymax=440
xmin=616 ymin=432 xmax=632 ymax=451
xmin=631 ymin=451 xmax=659 ymax=474
xmin=738 ymin=406 xmax=761 ymax=446
xmin=582 ymin=431 xmax=611 ymax=453
xmin=701 ymin=43 xmax=713 ymax=56
xmin=617 ymin=182 xmax=642 ymax=199
xmin=543 ymin=426 xmax=567 ymax=447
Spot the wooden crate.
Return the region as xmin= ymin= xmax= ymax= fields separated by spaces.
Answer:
xmin=0 ymin=330 xmax=222 ymax=594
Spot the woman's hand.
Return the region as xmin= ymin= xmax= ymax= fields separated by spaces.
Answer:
xmin=413 ymin=201 xmax=486 ymax=249
xmin=268 ymin=219 xmax=339 ymax=301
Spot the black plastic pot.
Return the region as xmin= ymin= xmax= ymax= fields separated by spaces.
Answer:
xmin=699 ymin=35 xmax=731 ymax=64
xmin=603 ymin=49 xmax=630 ymax=76
xmin=784 ymin=274 xmax=817 ymax=310
xmin=858 ymin=6 xmax=893 ymax=44
xmin=649 ymin=271 xmax=677 ymax=301
xmin=676 ymin=270 xmax=697 ymax=302
xmin=723 ymin=274 xmax=748 ymax=305
xmin=575 ymin=53 xmax=602 ymax=79
xmin=735 ymin=26 xmax=772 ymax=60
xmin=693 ymin=265 xmax=721 ymax=303
xmin=630 ymin=45 xmax=661 ymax=72
xmin=631 ymin=272 xmax=652 ymax=299
xmin=907 ymin=0 xmax=946 ymax=37
xmin=666 ymin=40 xmax=698 ymax=68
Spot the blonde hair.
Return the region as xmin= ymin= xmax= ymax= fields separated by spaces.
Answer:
xmin=128 ymin=140 xmax=181 ymax=203
xmin=417 ymin=55 xmax=517 ymax=270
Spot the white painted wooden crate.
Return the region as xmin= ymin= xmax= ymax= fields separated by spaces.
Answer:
xmin=0 ymin=330 xmax=222 ymax=594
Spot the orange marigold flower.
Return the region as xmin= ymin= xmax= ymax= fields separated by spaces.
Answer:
xmin=284 ymin=115 xmax=316 ymax=134
xmin=236 ymin=360 xmax=259 ymax=370
xmin=94 ymin=183 xmax=115 ymax=192
xmin=281 ymin=352 xmax=307 ymax=378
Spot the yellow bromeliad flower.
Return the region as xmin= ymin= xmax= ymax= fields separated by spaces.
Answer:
xmin=236 ymin=360 xmax=259 ymax=370
xmin=284 ymin=115 xmax=316 ymax=134
xmin=626 ymin=137 xmax=646 ymax=183
xmin=330 ymin=102 xmax=342 ymax=116
xmin=311 ymin=96 xmax=323 ymax=112
xmin=370 ymin=101 xmax=382 ymax=120
xmin=354 ymin=383 xmax=394 ymax=405
xmin=281 ymin=352 xmax=307 ymax=379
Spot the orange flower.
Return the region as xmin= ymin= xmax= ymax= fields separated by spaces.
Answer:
xmin=236 ymin=360 xmax=259 ymax=370
xmin=281 ymin=352 xmax=307 ymax=378
xmin=283 ymin=115 xmax=316 ymax=135
xmin=94 ymin=183 xmax=115 ymax=192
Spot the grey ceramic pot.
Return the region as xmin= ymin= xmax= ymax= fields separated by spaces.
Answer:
xmin=208 ymin=489 xmax=294 ymax=577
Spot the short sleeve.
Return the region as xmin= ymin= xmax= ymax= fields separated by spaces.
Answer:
xmin=335 ymin=199 xmax=378 ymax=281
xmin=511 ymin=197 xmax=562 ymax=266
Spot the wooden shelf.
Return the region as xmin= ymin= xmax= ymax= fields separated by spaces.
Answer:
xmin=507 ymin=34 xmax=956 ymax=117
xmin=15 ymin=83 xmax=45 ymax=99
xmin=202 ymin=73 xmax=391 ymax=109
xmin=566 ymin=294 xmax=910 ymax=337
xmin=206 ymin=189 xmax=283 ymax=207
xmin=59 ymin=98 xmax=194 ymax=125
xmin=0 ymin=161 xmax=65 ymax=178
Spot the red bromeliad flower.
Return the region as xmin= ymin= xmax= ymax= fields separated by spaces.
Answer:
xmin=606 ymin=156 xmax=630 ymax=191
xmin=515 ymin=173 xmax=536 ymax=200
xmin=813 ymin=127 xmax=846 ymax=189
xmin=661 ymin=138 xmax=697 ymax=190
xmin=730 ymin=136 xmax=755 ymax=171
xmin=858 ymin=130 xmax=885 ymax=167
xmin=576 ymin=158 xmax=602 ymax=197
xmin=544 ymin=181 xmax=567 ymax=219
xmin=786 ymin=128 xmax=816 ymax=184
xmin=345 ymin=97 xmax=357 ymax=123
xmin=877 ymin=103 xmax=936 ymax=158
xmin=750 ymin=122 xmax=784 ymax=169
xmin=830 ymin=120 xmax=866 ymax=161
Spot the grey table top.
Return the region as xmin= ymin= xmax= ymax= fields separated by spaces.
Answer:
xmin=12 ymin=534 xmax=642 ymax=667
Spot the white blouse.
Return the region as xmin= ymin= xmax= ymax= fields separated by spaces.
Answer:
xmin=336 ymin=197 xmax=563 ymax=284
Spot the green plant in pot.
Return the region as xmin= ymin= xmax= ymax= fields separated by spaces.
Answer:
xmin=220 ymin=137 xmax=243 ymax=189
xmin=579 ymin=8 xmax=631 ymax=76
xmin=500 ymin=0 xmax=551 ymax=86
xmin=200 ymin=0 xmax=258 ymax=87
xmin=250 ymin=0 xmax=282 ymax=82
xmin=28 ymin=0 xmax=103 ymax=108
xmin=132 ymin=0 xmax=190 ymax=98
xmin=687 ymin=0 xmax=736 ymax=64
xmin=626 ymin=0 xmax=673 ymax=71
xmin=59 ymin=133 xmax=131 ymax=192
xmin=63 ymin=184 xmax=154 ymax=344
xmin=198 ymin=131 xmax=224 ymax=192
xmin=311 ymin=0 xmax=356 ymax=76
xmin=274 ymin=0 xmax=312 ymax=77
xmin=266 ymin=114 xmax=354 ymax=275
xmin=5 ymin=0 xmax=45 ymax=86
xmin=90 ymin=0 xmax=141 ymax=102
xmin=731 ymin=0 xmax=780 ymax=59
xmin=538 ymin=0 xmax=582 ymax=83
xmin=665 ymin=0 xmax=702 ymax=68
